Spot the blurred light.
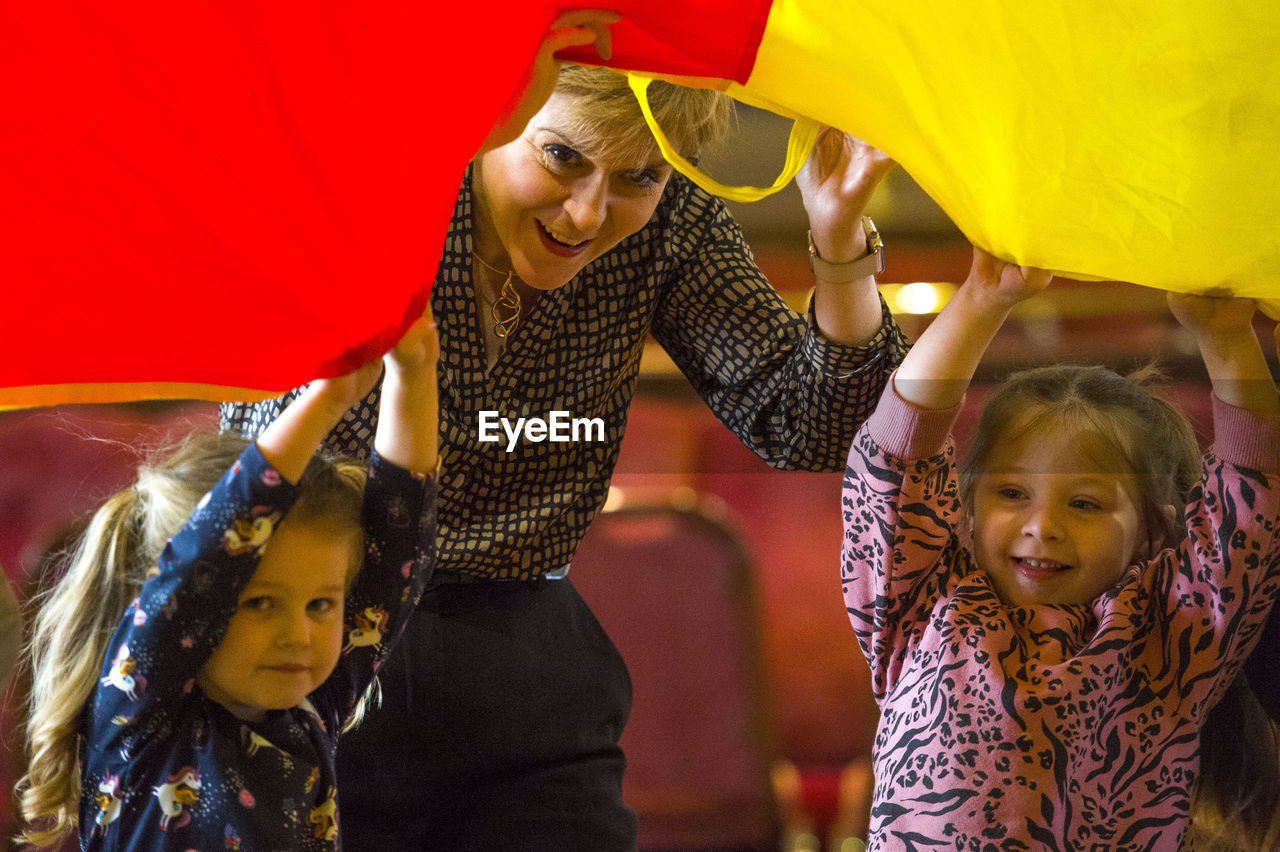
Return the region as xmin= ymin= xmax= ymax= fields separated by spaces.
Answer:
xmin=602 ymin=486 xmax=627 ymax=512
xmin=893 ymin=281 xmax=945 ymax=314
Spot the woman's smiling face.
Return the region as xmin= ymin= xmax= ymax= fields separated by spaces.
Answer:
xmin=472 ymin=92 xmax=675 ymax=292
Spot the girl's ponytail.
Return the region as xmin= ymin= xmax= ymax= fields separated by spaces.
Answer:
xmin=16 ymin=432 xmax=252 ymax=847
xmin=18 ymin=486 xmax=149 ymax=847
xmin=1192 ymin=677 xmax=1280 ymax=850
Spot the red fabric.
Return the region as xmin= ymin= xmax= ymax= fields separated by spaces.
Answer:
xmin=2 ymin=3 xmax=538 ymax=403
xmin=556 ymin=0 xmax=772 ymax=83
xmin=0 ymin=2 xmax=769 ymax=407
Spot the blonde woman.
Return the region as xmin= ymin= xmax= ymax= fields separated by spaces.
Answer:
xmin=19 ymin=317 xmax=438 ymax=850
xmin=222 ymin=65 xmax=909 ymax=850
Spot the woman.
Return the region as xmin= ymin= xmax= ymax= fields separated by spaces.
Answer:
xmin=222 ymin=65 xmax=908 ymax=850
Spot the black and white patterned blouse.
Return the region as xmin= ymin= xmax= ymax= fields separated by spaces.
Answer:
xmin=222 ymin=167 xmax=908 ymax=582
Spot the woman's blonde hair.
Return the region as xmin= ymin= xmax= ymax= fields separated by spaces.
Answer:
xmin=16 ymin=431 xmax=365 ymax=848
xmin=551 ymin=65 xmax=733 ymax=166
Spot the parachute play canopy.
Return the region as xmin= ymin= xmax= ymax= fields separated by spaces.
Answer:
xmin=707 ymin=0 xmax=1280 ymax=303
xmin=3 ymin=0 xmax=1277 ymax=408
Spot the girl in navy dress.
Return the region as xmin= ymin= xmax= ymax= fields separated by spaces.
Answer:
xmin=17 ymin=315 xmax=438 ymax=851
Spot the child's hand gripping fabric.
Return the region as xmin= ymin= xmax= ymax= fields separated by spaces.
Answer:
xmin=1167 ymin=291 xmax=1280 ymax=416
xmin=373 ymin=308 xmax=439 ymax=474
xmin=255 ymin=355 xmax=383 ymax=482
xmin=892 ymin=248 xmax=1052 ymax=411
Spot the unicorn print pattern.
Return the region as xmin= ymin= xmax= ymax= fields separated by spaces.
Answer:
xmin=92 ymin=774 xmax=123 ymax=835
xmin=152 ymin=768 xmax=200 ymax=830
xmin=77 ymin=445 xmax=435 ymax=851
xmin=343 ymin=605 xmax=390 ymax=655
xmin=100 ymin=644 xmax=141 ymax=702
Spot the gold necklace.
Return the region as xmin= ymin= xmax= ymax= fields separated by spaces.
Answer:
xmin=471 ymin=251 xmax=521 ymax=341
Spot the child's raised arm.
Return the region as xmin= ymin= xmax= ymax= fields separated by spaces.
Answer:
xmin=893 ymin=248 xmax=1051 ymax=410
xmin=1168 ymin=292 xmax=1280 ymax=416
xmin=374 ymin=309 xmax=439 ymax=474
xmin=318 ymin=312 xmax=438 ymax=729
xmin=255 ymin=359 xmax=383 ymax=482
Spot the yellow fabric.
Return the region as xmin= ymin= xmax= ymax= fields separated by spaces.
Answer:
xmin=720 ymin=0 xmax=1280 ymax=312
xmin=628 ymin=73 xmax=821 ymax=202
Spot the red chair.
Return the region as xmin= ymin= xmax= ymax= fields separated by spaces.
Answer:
xmin=570 ymin=486 xmax=803 ymax=852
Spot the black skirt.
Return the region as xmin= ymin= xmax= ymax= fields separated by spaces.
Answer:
xmin=336 ymin=577 xmax=637 ymax=852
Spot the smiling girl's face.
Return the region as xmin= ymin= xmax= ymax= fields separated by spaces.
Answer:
xmin=471 ymin=92 xmax=676 ymax=292
xmin=970 ymin=415 xmax=1148 ymax=607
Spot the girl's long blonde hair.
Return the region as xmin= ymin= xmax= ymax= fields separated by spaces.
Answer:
xmin=16 ymin=432 xmax=364 ymax=848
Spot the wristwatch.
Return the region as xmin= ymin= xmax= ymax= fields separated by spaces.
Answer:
xmin=807 ymin=216 xmax=885 ymax=283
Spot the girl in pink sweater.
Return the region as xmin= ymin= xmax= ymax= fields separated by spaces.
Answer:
xmin=842 ymin=250 xmax=1280 ymax=849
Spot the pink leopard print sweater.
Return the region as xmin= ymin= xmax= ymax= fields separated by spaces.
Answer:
xmin=842 ymin=386 xmax=1280 ymax=850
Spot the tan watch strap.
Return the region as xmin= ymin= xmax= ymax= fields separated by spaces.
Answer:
xmin=808 ymin=216 xmax=885 ymax=283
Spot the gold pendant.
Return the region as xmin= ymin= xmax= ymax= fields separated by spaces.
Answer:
xmin=490 ymin=272 xmax=521 ymax=340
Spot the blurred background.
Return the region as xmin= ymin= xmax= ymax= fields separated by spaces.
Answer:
xmin=0 ymin=105 xmax=1268 ymax=850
